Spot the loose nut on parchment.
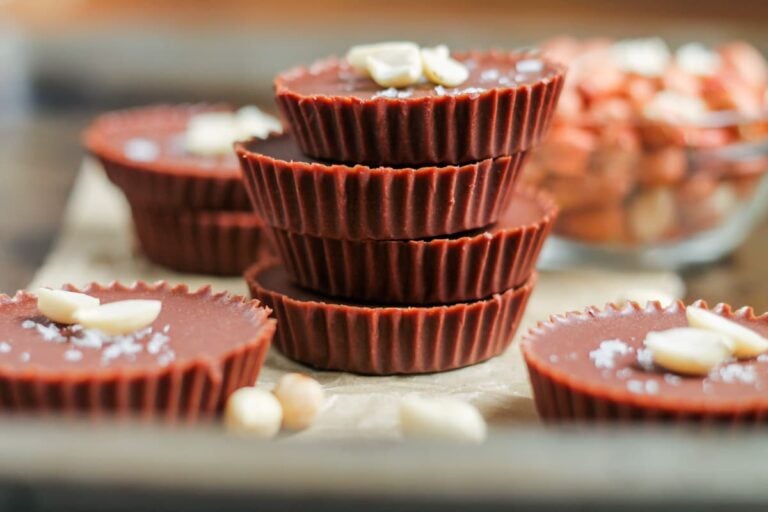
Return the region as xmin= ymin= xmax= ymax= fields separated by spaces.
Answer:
xmin=225 ymin=387 xmax=283 ymax=439
xmin=273 ymin=373 xmax=325 ymax=431
xmin=400 ymin=395 xmax=487 ymax=444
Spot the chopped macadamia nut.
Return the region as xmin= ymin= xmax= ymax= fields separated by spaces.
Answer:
xmin=421 ymin=46 xmax=469 ymax=87
xmin=366 ymin=49 xmax=422 ymax=88
xmin=37 ymin=288 xmax=100 ymax=324
xmin=686 ymin=306 xmax=768 ymax=358
xmin=184 ymin=107 xmax=281 ymax=156
xmin=400 ymin=396 xmax=486 ymax=444
xmin=346 ymin=41 xmax=420 ymax=72
xmin=225 ymin=387 xmax=283 ymax=438
xmin=73 ymin=300 xmax=162 ymax=336
xmin=273 ymin=373 xmax=325 ymax=431
xmin=643 ymin=327 xmax=733 ymax=376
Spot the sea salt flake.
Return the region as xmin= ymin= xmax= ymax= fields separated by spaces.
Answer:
xmin=757 ymin=353 xmax=768 ymax=363
xmin=124 ymin=138 xmax=159 ymax=162
xmin=664 ymin=374 xmax=682 ymax=385
xmin=480 ymin=69 xmax=500 ymax=82
xmin=627 ymin=379 xmax=659 ymax=395
xmin=516 ymin=59 xmax=544 ymax=74
xmin=72 ymin=329 xmax=105 ymax=349
xmin=162 ymin=324 xmax=171 ymax=334
xmin=21 ymin=320 xmax=35 ymax=329
xmin=64 ymin=349 xmax=83 ymax=362
xmin=636 ymin=348 xmax=655 ymax=371
xmin=35 ymin=323 xmax=66 ymax=343
xmin=616 ymin=368 xmax=633 ymax=380
xmin=19 ymin=352 xmax=30 ymax=362
xmin=0 ymin=342 xmax=11 ymax=353
xmin=713 ymin=363 xmax=756 ymax=384
xmin=549 ymin=354 xmax=559 ymax=363
xmin=147 ymin=332 xmax=170 ymax=355
xmin=456 ymin=86 xmax=485 ymax=95
xmin=589 ymin=339 xmax=631 ymax=369
xmin=157 ymin=350 xmax=176 ymax=367
xmin=433 ymin=85 xmax=447 ymax=96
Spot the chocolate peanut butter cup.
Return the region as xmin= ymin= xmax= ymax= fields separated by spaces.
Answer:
xmin=130 ymin=207 xmax=274 ymax=276
xmin=521 ymin=301 xmax=768 ymax=423
xmin=235 ymin=135 xmax=527 ymax=240
xmin=274 ymin=50 xmax=565 ymax=166
xmin=271 ymin=188 xmax=557 ymax=305
xmin=84 ymin=104 xmax=252 ymax=211
xmin=0 ymin=282 xmax=275 ymax=421
xmin=245 ymin=263 xmax=535 ymax=375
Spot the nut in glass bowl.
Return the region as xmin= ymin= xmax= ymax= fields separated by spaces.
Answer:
xmin=524 ymin=37 xmax=768 ymax=269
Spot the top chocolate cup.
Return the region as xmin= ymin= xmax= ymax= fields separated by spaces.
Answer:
xmin=274 ymin=49 xmax=566 ymax=166
xmin=84 ymin=104 xmax=252 ymax=211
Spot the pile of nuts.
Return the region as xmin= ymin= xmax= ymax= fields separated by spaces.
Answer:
xmin=524 ymin=37 xmax=768 ymax=245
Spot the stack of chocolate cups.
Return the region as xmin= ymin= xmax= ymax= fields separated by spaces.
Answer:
xmin=238 ymin=49 xmax=565 ymax=375
xmin=84 ymin=104 xmax=273 ymax=276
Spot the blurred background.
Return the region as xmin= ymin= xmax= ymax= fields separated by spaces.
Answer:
xmin=2 ymin=0 xmax=768 ymax=304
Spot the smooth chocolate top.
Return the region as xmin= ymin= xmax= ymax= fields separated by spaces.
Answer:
xmin=279 ymin=51 xmax=561 ymax=100
xmin=525 ymin=304 xmax=768 ymax=405
xmin=0 ymin=287 xmax=269 ymax=373
xmin=90 ymin=105 xmax=240 ymax=173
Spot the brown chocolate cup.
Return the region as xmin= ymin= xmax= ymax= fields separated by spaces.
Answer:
xmin=245 ymin=263 xmax=535 ymax=375
xmin=274 ymin=51 xmax=565 ymax=166
xmin=0 ymin=282 xmax=275 ymax=422
xmin=84 ymin=104 xmax=252 ymax=211
xmin=235 ymin=135 xmax=527 ymax=240
xmin=521 ymin=301 xmax=768 ymax=424
xmin=271 ymin=188 xmax=557 ymax=305
xmin=130 ymin=206 xmax=274 ymax=276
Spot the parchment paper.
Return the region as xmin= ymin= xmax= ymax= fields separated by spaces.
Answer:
xmin=30 ymin=160 xmax=685 ymax=440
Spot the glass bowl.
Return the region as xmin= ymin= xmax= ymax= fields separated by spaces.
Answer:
xmin=525 ymin=108 xmax=768 ymax=270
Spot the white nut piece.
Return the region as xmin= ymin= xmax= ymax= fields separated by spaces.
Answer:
xmin=618 ymin=288 xmax=675 ymax=308
xmin=235 ymin=106 xmax=283 ymax=140
xmin=273 ymin=373 xmax=325 ymax=431
xmin=421 ymin=46 xmax=469 ymax=87
xmin=400 ymin=396 xmax=486 ymax=444
xmin=686 ymin=306 xmax=768 ymax=358
xmin=72 ymin=300 xmax=162 ymax=335
xmin=37 ymin=288 xmax=100 ymax=324
xmin=346 ymin=41 xmax=420 ymax=72
xmin=366 ymin=49 xmax=422 ymax=88
xmin=224 ymin=387 xmax=283 ymax=439
xmin=643 ymin=327 xmax=733 ymax=376
xmin=184 ymin=111 xmax=241 ymax=156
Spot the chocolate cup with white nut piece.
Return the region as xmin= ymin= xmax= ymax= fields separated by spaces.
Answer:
xmin=130 ymin=206 xmax=275 ymax=276
xmin=246 ymin=262 xmax=535 ymax=375
xmin=236 ymin=134 xmax=528 ymax=240
xmin=521 ymin=300 xmax=768 ymax=423
xmin=271 ymin=187 xmax=557 ymax=305
xmin=84 ymin=104 xmax=255 ymax=211
xmin=274 ymin=50 xmax=565 ymax=166
xmin=0 ymin=282 xmax=275 ymax=422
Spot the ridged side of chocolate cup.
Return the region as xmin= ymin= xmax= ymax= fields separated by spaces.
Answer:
xmin=236 ymin=137 xmax=527 ymax=240
xmin=270 ymin=188 xmax=557 ymax=304
xmin=84 ymin=104 xmax=252 ymax=211
xmin=0 ymin=282 xmax=275 ymax=422
xmin=274 ymin=52 xmax=565 ymax=166
xmin=245 ymin=263 xmax=536 ymax=375
xmin=521 ymin=301 xmax=768 ymax=424
xmin=130 ymin=207 xmax=274 ymax=276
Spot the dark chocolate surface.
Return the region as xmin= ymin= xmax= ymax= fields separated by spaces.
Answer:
xmin=281 ymin=52 xmax=560 ymax=99
xmin=0 ymin=287 xmax=269 ymax=373
xmin=525 ymin=304 xmax=768 ymax=405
